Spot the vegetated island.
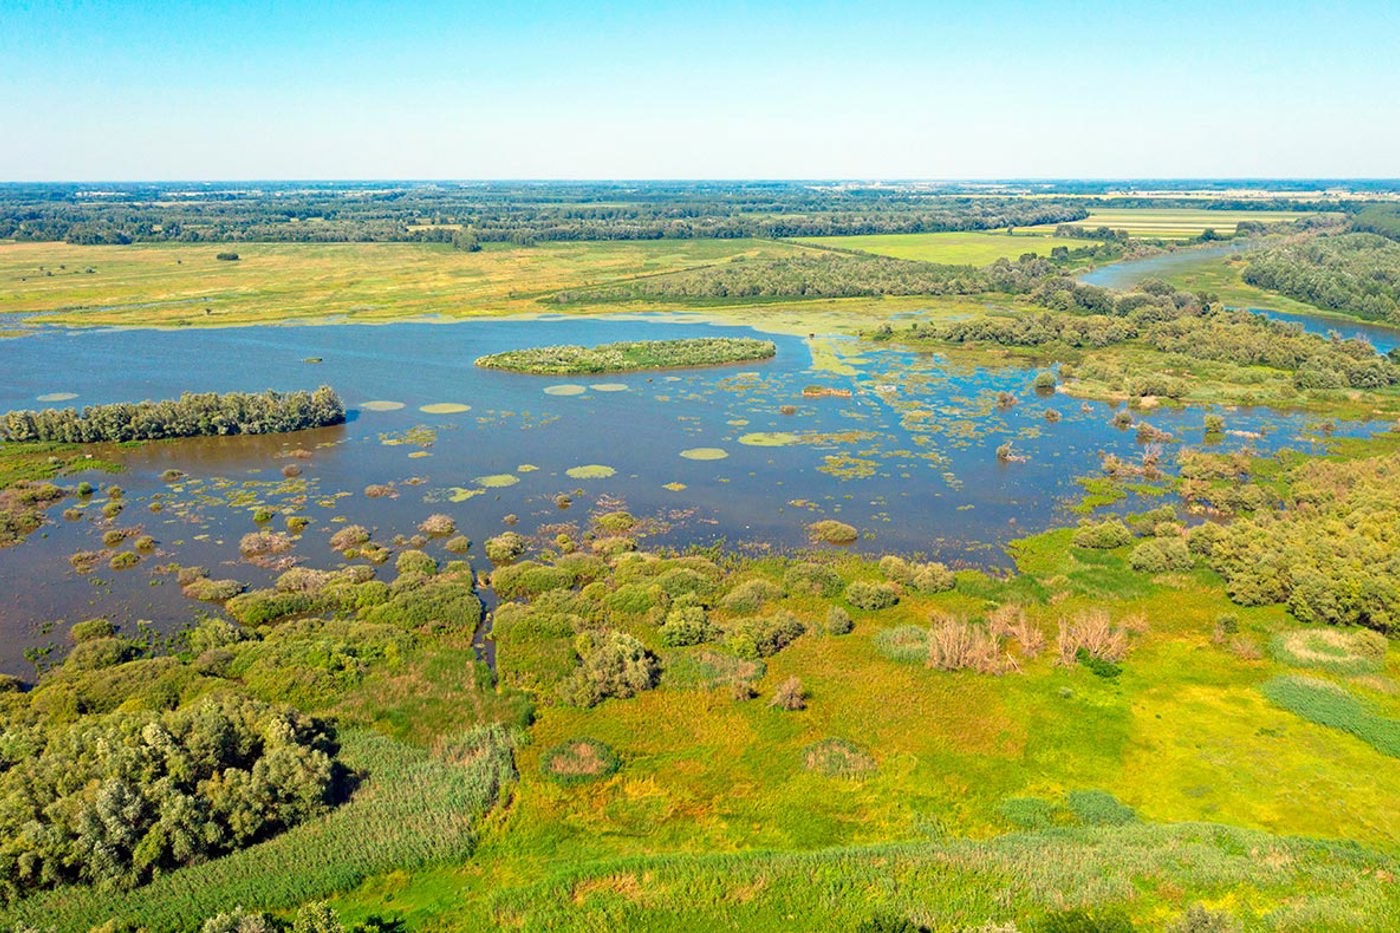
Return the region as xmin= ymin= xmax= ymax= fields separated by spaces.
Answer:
xmin=0 ymin=386 xmax=345 ymax=443
xmin=475 ymin=337 xmax=776 ymax=375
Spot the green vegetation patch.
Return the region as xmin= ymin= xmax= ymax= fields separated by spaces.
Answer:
xmin=801 ymin=738 xmax=876 ymax=777
xmin=540 ymin=738 xmax=621 ymax=786
xmin=477 ymin=338 xmax=776 ymax=375
xmin=1261 ymin=676 xmax=1400 ymax=758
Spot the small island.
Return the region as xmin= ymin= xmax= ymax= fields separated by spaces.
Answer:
xmin=475 ymin=337 xmax=776 ymax=375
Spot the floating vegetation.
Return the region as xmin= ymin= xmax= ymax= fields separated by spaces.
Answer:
xmin=420 ymin=402 xmax=471 ymax=414
xmin=566 ymin=465 xmax=616 ymax=479
xmin=478 ymin=337 xmax=775 ymax=375
xmin=738 ymin=432 xmax=800 ymax=447
xmin=543 ymin=384 xmax=588 ymax=396
xmin=808 ymin=520 xmax=859 ymax=544
xmin=517 ymin=464 xmax=539 ymax=472
xmin=475 ymin=474 xmax=520 ymax=488
xmin=680 ymin=447 xmax=728 ymax=461
xmin=378 ymin=426 xmax=437 ymax=447
xmin=662 ymin=482 xmax=687 ymax=492
xmin=818 ymin=454 xmax=878 ymax=479
xmin=360 ymin=400 xmax=405 ymax=411
xmin=589 ymin=383 xmax=629 ymax=392
xmin=36 ymin=392 xmax=78 ymax=403
xmin=446 ymin=487 xmax=486 ymax=502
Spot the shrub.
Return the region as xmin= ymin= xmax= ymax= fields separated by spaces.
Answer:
xmin=825 ymin=605 xmax=853 ymax=635
xmin=558 ymin=631 xmax=660 ymax=707
xmin=485 ymin=532 xmax=529 ymax=563
xmin=878 ymin=555 xmax=913 ymax=583
xmin=395 ymin=549 xmax=437 ymax=577
xmin=927 ymin=616 xmax=1016 ymax=675
xmin=1076 ymin=646 xmax=1122 ymax=678
xmin=1033 ymin=370 xmax=1057 ymax=391
xmin=725 ymin=610 xmax=805 ymax=659
xmin=1066 ymin=789 xmax=1138 ymax=826
xmin=183 ymin=577 xmax=246 ymax=602
xmin=808 ymin=520 xmax=858 ymax=544
xmin=240 ymin=531 xmax=292 ymax=559
xmin=492 ymin=561 xmax=579 ymax=600
xmin=1072 ymin=519 xmax=1134 ymax=549
xmin=770 ymin=676 xmax=806 ymax=711
xmin=1128 ymin=536 xmax=1193 ymax=573
xmin=593 ymin=510 xmax=636 ymax=533
xmin=417 ymin=513 xmax=456 ymax=536
xmin=64 ymin=636 xmax=141 ymax=671
xmin=987 ymin=604 xmax=1045 ymax=656
xmin=1056 ymin=609 xmax=1136 ymax=666
xmin=109 ymin=551 xmax=140 ymax=570
xmin=444 ymin=535 xmax=471 ymax=554
xmin=540 ymin=738 xmax=621 ymax=786
xmin=910 ymin=562 xmax=954 ymax=593
xmin=784 ymin=561 xmax=844 ymax=597
xmin=1168 ymin=905 xmax=1237 ymax=933
xmin=659 ymin=604 xmax=715 ymax=647
xmin=328 ymin=525 xmax=370 ymax=551
xmin=70 ymin=617 xmax=116 ymax=643
xmin=134 ymin=535 xmax=156 ymax=551
xmin=721 ymin=578 xmax=783 ymax=613
xmin=216 ymin=251 xmax=240 ymax=261
xmin=845 ymin=581 xmax=898 ymax=611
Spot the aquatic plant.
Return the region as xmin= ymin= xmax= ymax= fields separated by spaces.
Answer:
xmin=418 ymin=513 xmax=456 ymax=536
xmin=476 ymin=338 xmax=776 ymax=375
xmin=808 ymin=520 xmax=858 ymax=544
xmin=328 ymin=525 xmax=371 ymax=552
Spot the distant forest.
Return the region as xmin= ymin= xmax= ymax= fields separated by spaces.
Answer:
xmin=0 ymin=181 xmax=1364 ymax=246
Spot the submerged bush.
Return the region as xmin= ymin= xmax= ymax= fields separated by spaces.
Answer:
xmin=808 ymin=520 xmax=858 ymax=544
xmin=328 ymin=525 xmax=370 ymax=552
xmin=485 ymin=532 xmax=529 ymax=563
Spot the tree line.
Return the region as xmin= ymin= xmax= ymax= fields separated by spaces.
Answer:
xmin=0 ymin=386 xmax=345 ymax=444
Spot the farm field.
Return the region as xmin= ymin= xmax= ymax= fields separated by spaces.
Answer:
xmin=1043 ymin=208 xmax=1317 ymax=239
xmin=795 ymin=230 xmax=1101 ymax=265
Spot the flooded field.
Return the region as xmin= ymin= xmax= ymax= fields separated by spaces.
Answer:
xmin=0 ymin=313 xmax=1378 ymax=674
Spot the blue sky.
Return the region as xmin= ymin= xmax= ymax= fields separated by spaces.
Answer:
xmin=2 ymin=0 xmax=1397 ymax=180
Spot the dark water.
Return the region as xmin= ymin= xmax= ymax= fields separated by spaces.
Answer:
xmin=0 ymin=314 xmax=1381 ymax=675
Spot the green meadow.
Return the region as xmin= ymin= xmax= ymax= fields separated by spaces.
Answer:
xmin=795 ymin=230 xmax=1098 ymax=265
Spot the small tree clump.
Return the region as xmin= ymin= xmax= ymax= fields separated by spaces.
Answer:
xmin=1072 ymin=519 xmax=1133 ymax=549
xmin=784 ymin=561 xmax=844 ymax=597
xmin=659 ymin=603 xmax=715 ymax=647
xmin=485 ymin=531 xmax=529 ymax=563
xmin=1128 ymin=536 xmax=1193 ymax=573
xmin=845 ymin=580 xmax=899 ymax=611
xmin=444 ymin=534 xmax=472 ymax=554
xmin=721 ymin=577 xmax=784 ymax=613
xmin=825 ymin=605 xmax=853 ymax=635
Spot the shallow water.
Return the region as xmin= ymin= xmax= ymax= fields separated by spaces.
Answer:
xmin=0 ymin=314 xmax=1381 ymax=675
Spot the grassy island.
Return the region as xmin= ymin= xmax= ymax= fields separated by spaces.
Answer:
xmin=475 ymin=337 xmax=776 ymax=375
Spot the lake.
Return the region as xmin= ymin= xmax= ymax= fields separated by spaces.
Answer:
xmin=0 ymin=312 xmax=1381 ymax=674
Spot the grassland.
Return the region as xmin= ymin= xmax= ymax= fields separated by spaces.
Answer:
xmin=0 ymin=239 xmax=807 ymax=328
xmin=795 ymin=230 xmax=1098 ymax=265
xmin=1040 ymin=208 xmax=1315 ymax=239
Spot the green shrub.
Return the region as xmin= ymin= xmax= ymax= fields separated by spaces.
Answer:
xmin=395 ymin=549 xmax=437 ymax=577
xmin=825 ymin=606 xmax=853 ymax=635
xmin=492 ymin=561 xmax=579 ymax=600
xmin=444 ymin=535 xmax=471 ymax=554
xmin=878 ymin=555 xmax=913 ymax=583
xmin=1066 ymin=789 xmax=1137 ymax=826
xmin=539 ymin=738 xmax=621 ymax=786
xmin=724 ymin=610 xmax=805 ymax=659
xmin=721 ymin=578 xmax=783 ymax=613
xmin=1072 ymin=519 xmax=1133 ymax=549
xmin=603 ymin=582 xmax=664 ymax=618
xmin=910 ymin=562 xmax=954 ymax=593
xmin=485 ymin=532 xmax=529 ymax=563
xmin=1128 ymin=537 xmax=1193 ymax=573
xmin=108 ymin=551 xmax=140 ymax=570
xmin=659 ymin=604 xmax=715 ymax=647
xmin=845 ymin=581 xmax=898 ymax=611
xmin=1076 ymin=646 xmax=1122 ymax=678
xmin=783 ymin=561 xmax=843 ymax=597
xmin=70 ymin=617 xmax=116 ymax=643
xmin=558 ymin=631 xmax=660 ymax=707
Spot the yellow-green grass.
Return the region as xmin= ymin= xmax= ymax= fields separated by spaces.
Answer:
xmin=0 ymin=239 xmax=807 ymax=328
xmin=795 ymin=231 xmax=1098 ymax=265
xmin=325 ymin=539 xmax=1399 ymax=927
xmin=1040 ymin=209 xmax=1316 ymax=239
xmin=1145 ymin=250 xmax=1379 ymax=320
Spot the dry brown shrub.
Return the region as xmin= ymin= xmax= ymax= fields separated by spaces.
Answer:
xmin=928 ymin=615 xmax=1018 ymax=675
xmin=987 ymin=604 xmax=1046 ymax=657
xmin=1056 ymin=609 xmax=1132 ymax=666
xmin=770 ymin=676 xmax=806 ymax=710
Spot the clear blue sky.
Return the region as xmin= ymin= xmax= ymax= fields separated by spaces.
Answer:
xmin=2 ymin=0 xmax=1397 ymax=180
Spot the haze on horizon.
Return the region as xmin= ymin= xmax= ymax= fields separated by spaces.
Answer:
xmin=2 ymin=0 xmax=1398 ymax=182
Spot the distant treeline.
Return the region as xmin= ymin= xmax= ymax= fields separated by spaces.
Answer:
xmin=552 ymin=248 xmax=1116 ymax=303
xmin=910 ymin=279 xmax=1398 ymax=391
xmin=0 ymin=386 xmax=345 ymax=443
xmin=1244 ymin=233 xmax=1400 ymax=324
xmin=0 ymin=181 xmax=1333 ymax=246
